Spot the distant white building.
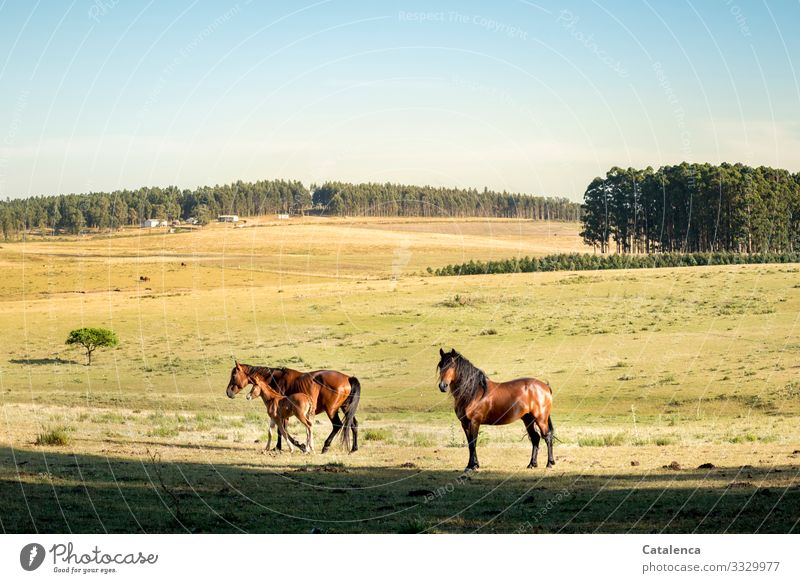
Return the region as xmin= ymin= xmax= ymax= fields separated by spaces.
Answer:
xmin=159 ymin=220 xmax=169 ymax=227
xmin=142 ymin=219 xmax=160 ymax=228
xmin=218 ymin=215 xmax=239 ymax=223
xmin=277 ymin=214 xmax=289 ymax=220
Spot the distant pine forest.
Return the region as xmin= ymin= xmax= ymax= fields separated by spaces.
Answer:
xmin=2 ymin=163 xmax=798 ymax=256
xmin=311 ymin=182 xmax=580 ymax=220
xmin=0 ymin=180 xmax=579 ymax=239
xmin=581 ymin=163 xmax=800 ymax=254
xmin=431 ymin=251 xmax=800 ymax=277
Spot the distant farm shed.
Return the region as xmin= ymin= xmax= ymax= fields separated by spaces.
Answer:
xmin=218 ymin=215 xmax=239 ymax=223
xmin=277 ymin=213 xmax=289 ymax=220
xmin=142 ymin=219 xmax=160 ymax=228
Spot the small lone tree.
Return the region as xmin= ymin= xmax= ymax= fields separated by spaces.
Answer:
xmin=65 ymin=327 xmax=118 ymax=365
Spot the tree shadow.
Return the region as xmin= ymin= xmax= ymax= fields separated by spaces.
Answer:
xmin=0 ymin=446 xmax=797 ymax=534
xmin=9 ymin=357 xmax=81 ymax=366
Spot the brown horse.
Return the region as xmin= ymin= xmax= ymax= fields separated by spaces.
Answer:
xmin=225 ymin=362 xmax=360 ymax=452
xmin=246 ymin=379 xmax=314 ymax=453
xmin=436 ymin=348 xmax=555 ymax=471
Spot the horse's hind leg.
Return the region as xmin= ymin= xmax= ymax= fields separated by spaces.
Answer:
xmin=299 ymin=407 xmax=314 ymax=453
xmin=523 ymin=413 xmax=540 ymax=469
xmin=275 ymin=430 xmax=304 ymax=451
xmin=350 ymin=416 xmax=358 ymax=452
xmin=305 ymin=420 xmax=314 ymax=453
xmin=278 ymin=419 xmax=294 ymax=453
xmin=308 ymin=407 xmax=315 ymax=452
xmin=287 ymin=433 xmax=306 ymax=451
xmin=545 ymin=431 xmax=555 ymax=467
xmin=537 ymin=417 xmax=555 ymax=468
xmin=280 ymin=415 xmax=307 ymax=451
xmin=321 ymin=412 xmax=343 ymax=454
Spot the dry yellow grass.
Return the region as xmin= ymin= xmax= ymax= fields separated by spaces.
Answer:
xmin=0 ymin=217 xmax=798 ymax=533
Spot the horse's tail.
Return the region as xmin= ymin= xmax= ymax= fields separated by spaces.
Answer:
xmin=340 ymin=376 xmax=361 ymax=452
xmin=545 ymin=380 xmax=558 ymax=440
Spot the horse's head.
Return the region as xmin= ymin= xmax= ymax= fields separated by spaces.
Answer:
xmin=226 ymin=361 xmax=250 ymax=398
xmin=436 ymin=348 xmax=458 ymax=392
xmin=246 ymin=383 xmax=261 ymax=401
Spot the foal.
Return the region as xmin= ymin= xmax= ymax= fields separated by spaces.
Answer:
xmin=247 ymin=377 xmax=315 ymax=454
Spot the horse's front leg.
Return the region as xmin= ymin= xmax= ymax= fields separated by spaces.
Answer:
xmin=461 ymin=418 xmax=480 ymax=471
xmin=264 ymin=418 xmax=275 ymax=452
xmin=265 ymin=399 xmax=282 ymax=451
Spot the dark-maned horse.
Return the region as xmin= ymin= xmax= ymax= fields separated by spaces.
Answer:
xmin=225 ymin=362 xmax=361 ymax=452
xmin=436 ymin=348 xmax=555 ymax=471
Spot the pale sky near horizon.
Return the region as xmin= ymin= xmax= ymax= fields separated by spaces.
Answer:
xmin=1 ymin=0 xmax=799 ymax=202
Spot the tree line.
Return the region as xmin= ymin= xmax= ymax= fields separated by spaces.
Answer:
xmin=312 ymin=182 xmax=581 ymax=220
xmin=580 ymin=163 xmax=800 ymax=254
xmin=431 ymin=251 xmax=800 ymax=277
xmin=0 ymin=179 xmax=310 ymax=238
xmin=0 ymin=179 xmax=581 ymax=239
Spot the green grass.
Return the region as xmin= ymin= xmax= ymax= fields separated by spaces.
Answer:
xmin=578 ymin=433 xmax=626 ymax=447
xmin=147 ymin=426 xmax=180 ymax=438
xmin=363 ymin=428 xmax=391 ymax=442
xmin=411 ymin=433 xmax=436 ymax=447
xmin=34 ymin=426 xmax=71 ymax=446
xmin=728 ymin=432 xmax=759 ymax=444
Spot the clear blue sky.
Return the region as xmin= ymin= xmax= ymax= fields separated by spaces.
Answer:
xmin=1 ymin=0 xmax=798 ymax=201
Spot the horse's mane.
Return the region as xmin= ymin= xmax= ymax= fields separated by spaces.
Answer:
xmin=449 ymin=352 xmax=488 ymax=407
xmin=242 ymin=364 xmax=283 ymax=391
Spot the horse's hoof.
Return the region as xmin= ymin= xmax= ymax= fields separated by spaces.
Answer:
xmin=350 ymin=447 xmax=358 ymax=453
xmin=321 ymin=446 xmax=329 ymax=454
xmin=527 ymin=463 xmax=537 ymax=469
xmin=547 ymin=461 xmax=555 ymax=468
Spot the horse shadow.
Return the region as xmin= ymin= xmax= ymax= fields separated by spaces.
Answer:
xmin=9 ymin=357 xmax=81 ymax=366
xmin=1 ymin=446 xmax=797 ymax=534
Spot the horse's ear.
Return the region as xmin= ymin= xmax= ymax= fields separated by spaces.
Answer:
xmin=450 ymin=348 xmax=456 ymax=355
xmin=439 ymin=348 xmax=445 ymax=357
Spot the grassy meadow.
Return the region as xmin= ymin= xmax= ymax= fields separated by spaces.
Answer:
xmin=0 ymin=217 xmax=798 ymax=533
